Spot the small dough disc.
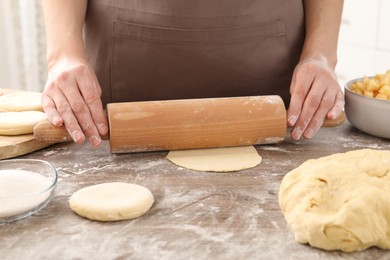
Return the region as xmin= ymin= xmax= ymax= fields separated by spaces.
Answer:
xmin=0 ymin=91 xmax=43 ymax=112
xmin=166 ymin=146 xmax=262 ymax=172
xmin=69 ymin=182 xmax=154 ymax=222
xmin=0 ymin=88 xmax=21 ymax=96
xmin=0 ymin=111 xmax=47 ymax=135
xmin=279 ymin=149 xmax=390 ymax=252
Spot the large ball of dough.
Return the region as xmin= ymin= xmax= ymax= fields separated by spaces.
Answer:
xmin=69 ymin=182 xmax=154 ymax=222
xmin=279 ymin=149 xmax=390 ymax=252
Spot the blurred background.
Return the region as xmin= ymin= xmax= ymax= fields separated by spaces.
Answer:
xmin=337 ymin=0 xmax=390 ymax=85
xmin=0 ymin=0 xmax=46 ymax=92
xmin=0 ymin=0 xmax=389 ymax=92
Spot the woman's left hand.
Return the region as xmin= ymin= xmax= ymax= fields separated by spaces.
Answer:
xmin=287 ymin=57 xmax=344 ymax=140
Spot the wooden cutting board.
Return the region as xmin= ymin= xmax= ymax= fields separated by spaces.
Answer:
xmin=0 ymin=134 xmax=52 ymax=160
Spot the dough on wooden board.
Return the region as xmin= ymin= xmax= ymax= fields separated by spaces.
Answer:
xmin=0 ymin=111 xmax=47 ymax=135
xmin=0 ymin=91 xmax=43 ymax=112
xmin=166 ymin=146 xmax=262 ymax=172
xmin=279 ymin=149 xmax=390 ymax=252
xmin=0 ymin=88 xmax=21 ymax=96
xmin=69 ymin=182 xmax=154 ymax=221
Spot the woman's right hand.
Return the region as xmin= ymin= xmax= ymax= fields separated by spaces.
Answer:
xmin=42 ymin=57 xmax=109 ymax=147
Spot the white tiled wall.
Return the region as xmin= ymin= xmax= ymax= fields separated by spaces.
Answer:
xmin=377 ymin=0 xmax=390 ymax=51
xmin=337 ymin=0 xmax=390 ymax=86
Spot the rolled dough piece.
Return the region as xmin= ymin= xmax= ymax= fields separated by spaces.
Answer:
xmin=166 ymin=146 xmax=262 ymax=172
xmin=0 ymin=91 xmax=43 ymax=112
xmin=69 ymin=182 xmax=154 ymax=222
xmin=0 ymin=111 xmax=47 ymax=135
xmin=279 ymin=149 xmax=390 ymax=252
xmin=0 ymin=88 xmax=21 ymax=96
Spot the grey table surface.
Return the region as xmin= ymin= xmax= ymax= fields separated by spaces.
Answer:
xmin=1 ymin=121 xmax=390 ymax=260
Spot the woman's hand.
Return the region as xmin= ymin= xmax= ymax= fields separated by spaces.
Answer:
xmin=287 ymin=57 xmax=344 ymax=140
xmin=42 ymin=57 xmax=108 ymax=147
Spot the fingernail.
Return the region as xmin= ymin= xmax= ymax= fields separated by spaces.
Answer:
xmin=328 ymin=112 xmax=337 ymax=120
xmin=288 ymin=116 xmax=297 ymax=126
xmin=292 ymin=127 xmax=302 ymax=140
xmin=72 ymin=130 xmax=84 ymax=143
xmin=53 ymin=116 xmax=62 ymax=126
xmin=305 ymin=128 xmax=314 ymax=139
xmin=89 ymin=135 xmax=101 ymax=147
xmin=98 ymin=123 xmax=108 ymax=135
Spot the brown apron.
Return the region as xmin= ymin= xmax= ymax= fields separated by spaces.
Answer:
xmin=83 ymin=0 xmax=305 ymax=107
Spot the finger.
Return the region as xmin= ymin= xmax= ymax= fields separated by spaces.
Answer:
xmin=41 ymin=93 xmax=63 ymax=126
xmin=327 ymin=91 xmax=345 ymax=119
xmin=303 ymin=88 xmax=337 ymax=139
xmin=76 ymin=69 xmax=108 ymax=136
xmin=287 ymin=65 xmax=315 ymax=127
xmin=289 ymin=67 xmax=298 ymax=95
xmin=291 ymin=95 xmax=318 ymax=140
xmin=58 ymin=73 xmax=102 ymax=147
xmin=291 ymin=82 xmax=325 ymax=140
xmin=50 ymin=85 xmax=86 ymax=144
xmin=287 ymin=70 xmax=303 ymax=127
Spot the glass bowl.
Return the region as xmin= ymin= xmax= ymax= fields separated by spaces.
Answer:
xmin=0 ymin=159 xmax=58 ymax=224
xmin=345 ymin=78 xmax=390 ymax=139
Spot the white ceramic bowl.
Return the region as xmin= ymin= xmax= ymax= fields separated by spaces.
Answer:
xmin=0 ymin=159 xmax=58 ymax=224
xmin=345 ymin=77 xmax=390 ymax=139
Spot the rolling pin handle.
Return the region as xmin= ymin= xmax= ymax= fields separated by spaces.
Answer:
xmin=33 ymin=120 xmax=73 ymax=143
xmin=33 ymin=120 xmax=109 ymax=143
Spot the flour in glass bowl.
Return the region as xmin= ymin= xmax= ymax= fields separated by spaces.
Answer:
xmin=0 ymin=170 xmax=52 ymax=218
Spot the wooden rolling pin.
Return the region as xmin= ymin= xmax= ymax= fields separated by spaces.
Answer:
xmin=33 ymin=96 xmax=286 ymax=153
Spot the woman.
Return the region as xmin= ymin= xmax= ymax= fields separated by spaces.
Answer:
xmin=41 ymin=0 xmax=344 ymax=147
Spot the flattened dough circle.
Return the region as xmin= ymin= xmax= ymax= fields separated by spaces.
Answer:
xmin=0 ymin=91 xmax=43 ymax=112
xmin=0 ymin=111 xmax=47 ymax=135
xmin=166 ymin=146 xmax=262 ymax=172
xmin=0 ymin=88 xmax=21 ymax=96
xmin=69 ymin=182 xmax=154 ymax=222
